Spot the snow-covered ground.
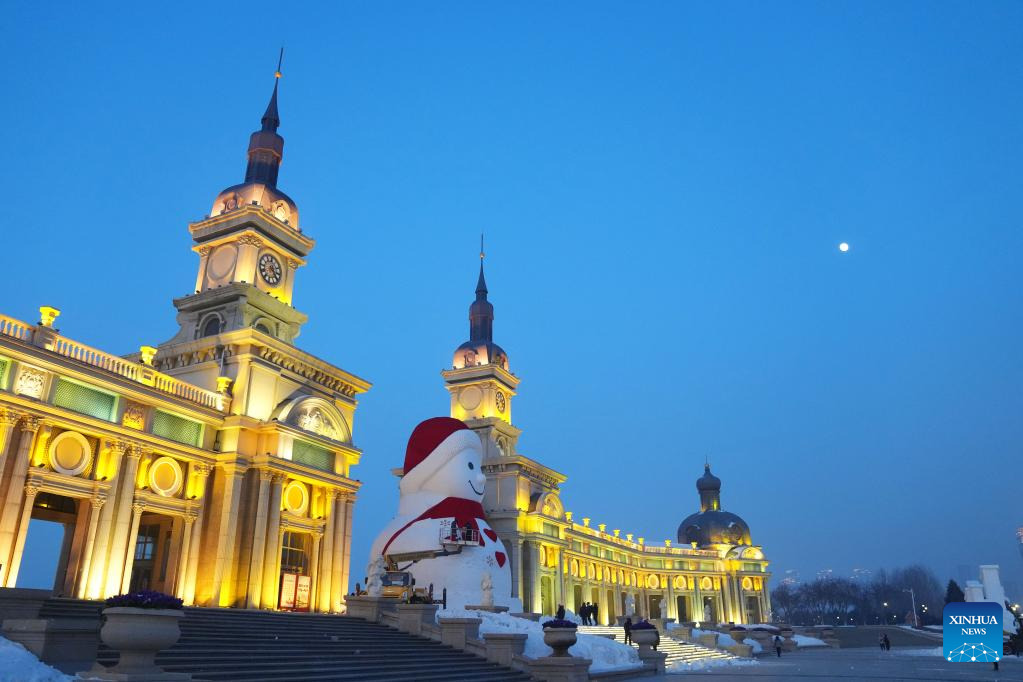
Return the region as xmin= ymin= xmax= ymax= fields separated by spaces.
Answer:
xmin=0 ymin=637 xmax=71 ymax=682
xmin=668 ymin=657 xmax=759 ymax=672
xmin=793 ymin=634 xmax=827 ymax=647
xmin=893 ymin=646 xmax=1022 ymax=663
xmin=437 ymin=608 xmax=641 ymax=672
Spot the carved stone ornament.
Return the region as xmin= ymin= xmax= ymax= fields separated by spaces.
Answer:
xmin=19 ymin=415 xmax=41 ymax=433
xmin=294 ymin=407 xmax=340 ymax=441
xmin=15 ymin=367 xmax=46 ymax=399
xmin=122 ymin=402 xmax=146 ymax=430
xmin=238 ymin=234 xmax=264 ymax=247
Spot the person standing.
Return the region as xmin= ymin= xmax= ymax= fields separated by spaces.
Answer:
xmin=883 ymin=633 xmax=891 ymax=651
xmin=623 ymin=617 xmax=632 ymax=645
xmin=556 ymin=604 xmax=565 ymax=621
xmin=773 ymin=634 xmax=783 ymax=657
xmin=592 ymin=602 xmax=600 ymax=626
xmin=878 ymin=633 xmax=885 ymax=652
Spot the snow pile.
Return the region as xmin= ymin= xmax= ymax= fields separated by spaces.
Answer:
xmin=0 ymin=636 xmax=71 ymax=682
xmin=793 ymin=634 xmax=827 ymax=647
xmin=668 ymin=656 xmax=759 ymax=672
xmin=437 ymin=609 xmax=641 ymax=672
xmin=689 ymin=628 xmax=763 ymax=654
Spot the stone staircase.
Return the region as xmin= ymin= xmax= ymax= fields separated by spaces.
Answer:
xmin=577 ymin=624 xmax=736 ymax=667
xmin=38 ymin=598 xmax=532 ymax=681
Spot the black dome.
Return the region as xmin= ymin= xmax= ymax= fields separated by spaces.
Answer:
xmin=677 ymin=510 xmax=752 ymax=547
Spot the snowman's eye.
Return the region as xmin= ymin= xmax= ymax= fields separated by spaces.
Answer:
xmin=468 ymin=462 xmax=475 ymax=470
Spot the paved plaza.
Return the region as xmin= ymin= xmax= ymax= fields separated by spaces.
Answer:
xmin=634 ymin=648 xmax=1023 ymax=681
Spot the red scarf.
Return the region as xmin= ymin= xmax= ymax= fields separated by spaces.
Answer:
xmin=381 ymin=497 xmax=487 ymax=558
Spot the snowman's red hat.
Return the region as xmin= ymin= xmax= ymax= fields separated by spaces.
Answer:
xmin=400 ymin=417 xmax=482 ymax=492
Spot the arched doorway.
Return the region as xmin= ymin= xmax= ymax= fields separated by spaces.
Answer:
xmin=606 ymin=589 xmax=616 ymax=624
xmin=572 ymin=584 xmax=583 ymax=613
xmin=676 ymin=595 xmax=689 ymax=622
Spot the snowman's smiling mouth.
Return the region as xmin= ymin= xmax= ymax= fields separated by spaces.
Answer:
xmin=469 ymin=480 xmax=483 ymax=495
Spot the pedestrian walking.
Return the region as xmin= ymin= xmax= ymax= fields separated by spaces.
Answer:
xmin=878 ymin=633 xmax=885 ymax=652
xmin=773 ymin=634 xmax=782 ymax=657
xmin=882 ymin=633 xmax=891 ymax=651
xmin=623 ymin=617 xmax=632 ymax=645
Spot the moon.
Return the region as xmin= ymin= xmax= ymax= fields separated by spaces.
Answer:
xmin=839 ymin=242 xmax=850 ymax=252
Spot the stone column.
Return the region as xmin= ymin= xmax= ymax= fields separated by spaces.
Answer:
xmin=0 ymin=416 xmax=39 ymax=586
xmin=119 ymin=503 xmax=146 ymax=593
xmin=0 ymin=409 xmax=19 ymax=473
xmin=340 ymin=496 xmax=354 ymax=610
xmin=75 ymin=494 xmax=106 ymax=598
xmin=330 ymin=493 xmax=347 ymax=612
xmin=245 ymin=469 xmax=273 ymax=608
xmin=5 ymin=481 xmax=41 ymax=585
xmin=512 ymin=538 xmax=524 ymax=600
xmin=308 ymin=531 xmax=322 ymax=610
xmin=86 ymin=441 xmax=127 ymax=599
xmin=103 ymin=446 xmax=143 ymax=597
xmin=260 ymin=475 xmax=284 ymax=609
xmin=317 ymin=490 xmax=336 ymax=613
xmin=208 ymin=463 xmax=247 ymax=607
xmin=183 ymin=463 xmax=212 ymax=606
xmin=527 ymin=542 xmax=541 ymax=613
xmin=667 ymin=577 xmax=676 ymax=621
xmin=555 ymin=549 xmax=565 ymax=612
xmin=175 ymin=512 xmax=196 ymax=599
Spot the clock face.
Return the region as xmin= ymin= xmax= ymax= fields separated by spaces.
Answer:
xmin=259 ymin=254 xmax=282 ymax=285
xmin=495 ymin=391 xmax=506 ymax=413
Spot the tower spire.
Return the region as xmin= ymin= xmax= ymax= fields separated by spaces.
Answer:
xmin=260 ymin=48 xmax=284 ymax=132
xmin=245 ymin=49 xmax=286 ymax=187
xmin=476 ymin=233 xmax=488 ymax=297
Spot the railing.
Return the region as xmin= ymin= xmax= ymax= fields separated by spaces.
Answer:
xmin=52 ymin=337 xmax=141 ymax=381
xmin=0 ymin=313 xmax=225 ymax=412
xmin=0 ymin=314 xmax=32 ymax=342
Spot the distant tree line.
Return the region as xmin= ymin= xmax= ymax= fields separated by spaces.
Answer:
xmin=771 ymin=565 xmax=944 ymax=626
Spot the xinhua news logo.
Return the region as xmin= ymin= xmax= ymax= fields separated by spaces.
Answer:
xmin=943 ymin=601 xmax=1002 ymax=663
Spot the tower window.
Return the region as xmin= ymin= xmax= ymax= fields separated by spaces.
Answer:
xmin=200 ymin=316 xmax=221 ymax=337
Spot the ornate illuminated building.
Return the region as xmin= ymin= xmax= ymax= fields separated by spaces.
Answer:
xmin=443 ymin=257 xmax=772 ymax=625
xmin=0 ymin=72 xmax=369 ymax=613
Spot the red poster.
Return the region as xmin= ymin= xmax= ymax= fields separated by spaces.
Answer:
xmin=295 ymin=575 xmax=312 ymax=612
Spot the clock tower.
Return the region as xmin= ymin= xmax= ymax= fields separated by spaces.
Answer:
xmin=164 ymin=66 xmax=311 ymax=346
xmin=441 ymin=252 xmax=566 ymax=604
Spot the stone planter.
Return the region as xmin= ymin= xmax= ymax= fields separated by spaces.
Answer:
xmin=670 ymin=625 xmax=693 ymax=642
xmin=86 ymin=607 xmax=188 ymax=680
xmin=729 ymin=627 xmax=748 ymax=645
xmin=697 ymin=631 xmax=719 ymax=649
xmin=542 ymin=626 xmax=578 ymax=657
xmin=630 ymin=627 xmax=658 ymax=651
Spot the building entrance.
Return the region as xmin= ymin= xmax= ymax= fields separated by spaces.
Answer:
xmin=18 ymin=492 xmax=81 ymax=594
xmin=129 ymin=512 xmax=180 ymax=595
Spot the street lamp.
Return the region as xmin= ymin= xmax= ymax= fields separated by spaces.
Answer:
xmin=903 ymin=588 xmax=919 ymax=627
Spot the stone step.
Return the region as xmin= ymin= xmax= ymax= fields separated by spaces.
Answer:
xmin=41 ymin=596 xmax=533 ymax=681
xmin=577 ymin=624 xmax=736 ymax=665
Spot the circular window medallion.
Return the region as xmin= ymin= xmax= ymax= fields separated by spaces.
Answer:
xmin=48 ymin=432 xmax=92 ymax=476
xmin=207 ymin=244 xmax=238 ymax=281
xmin=283 ymin=480 xmax=309 ymax=515
xmin=700 ymin=576 xmax=713 ymax=591
xmin=148 ymin=456 xmax=183 ymax=497
xmin=458 ymin=386 xmax=482 ymax=411
xmin=741 ymin=576 xmax=753 ymax=591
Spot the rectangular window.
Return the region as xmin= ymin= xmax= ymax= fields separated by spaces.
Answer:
xmin=542 ymin=523 xmax=559 ymax=539
xmin=52 ymin=378 xmax=117 ymax=421
xmin=700 ymin=561 xmax=716 ymax=571
xmin=291 ymin=440 xmax=335 ymax=472
xmin=743 ymin=562 xmax=762 ymax=572
xmin=152 ymin=410 xmax=203 ymax=447
xmin=280 ymin=531 xmax=309 ymax=574
xmin=0 ymin=357 xmax=10 ymax=389
xmin=572 ymin=541 xmax=582 ymax=552
xmin=589 ymin=545 xmax=600 ymax=557
xmin=647 ymin=559 xmax=663 ymax=569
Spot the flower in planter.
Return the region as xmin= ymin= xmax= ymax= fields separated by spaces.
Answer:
xmin=105 ymin=590 xmax=183 ymax=610
xmin=630 ymin=620 xmax=656 ymax=630
xmin=541 ymin=618 xmax=578 ymax=629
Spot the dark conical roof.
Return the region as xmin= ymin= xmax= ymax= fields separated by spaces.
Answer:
xmin=261 ymin=80 xmax=280 ymax=132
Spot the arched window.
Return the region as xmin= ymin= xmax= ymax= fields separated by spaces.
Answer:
xmin=200 ymin=316 xmax=221 ymax=337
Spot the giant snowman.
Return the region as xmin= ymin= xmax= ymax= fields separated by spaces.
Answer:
xmin=369 ymin=417 xmax=517 ymax=610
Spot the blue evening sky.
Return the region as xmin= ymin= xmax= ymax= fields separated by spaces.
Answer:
xmin=4 ymin=2 xmax=1022 ymax=595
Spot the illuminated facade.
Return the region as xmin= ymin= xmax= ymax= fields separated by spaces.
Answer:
xmin=0 ymin=74 xmax=370 ymax=613
xmin=443 ymin=259 xmax=772 ymax=625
